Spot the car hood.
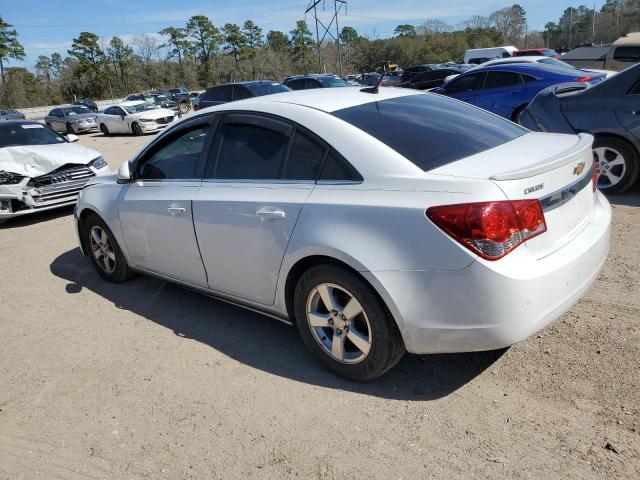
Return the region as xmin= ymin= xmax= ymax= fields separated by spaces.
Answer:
xmin=131 ymin=108 xmax=175 ymax=120
xmin=0 ymin=143 xmax=101 ymax=178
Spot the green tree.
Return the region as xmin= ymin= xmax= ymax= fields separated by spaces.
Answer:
xmin=159 ymin=26 xmax=189 ymax=79
xmin=266 ymin=30 xmax=289 ymax=51
xmin=243 ymin=20 xmax=263 ymax=77
xmin=107 ymin=37 xmax=134 ymax=93
xmin=185 ymin=15 xmax=222 ymax=85
xmin=67 ymin=32 xmax=108 ymax=97
xmin=339 ymin=26 xmax=359 ymax=45
xmin=394 ymin=24 xmax=417 ymax=38
xmin=289 ymin=20 xmax=315 ymax=73
xmin=223 ymin=23 xmax=247 ymax=73
xmin=0 ymin=16 xmax=25 ymax=83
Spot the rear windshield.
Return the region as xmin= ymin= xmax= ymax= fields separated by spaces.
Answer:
xmin=0 ymin=123 xmax=67 ymax=148
xmin=245 ymin=82 xmax=290 ymax=96
xmin=332 ymin=94 xmax=526 ymax=171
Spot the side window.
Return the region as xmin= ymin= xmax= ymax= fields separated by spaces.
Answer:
xmin=482 ymin=71 xmax=523 ymax=90
xmin=217 ymin=86 xmax=232 ymax=102
xmin=446 ymin=73 xmax=483 ymax=93
xmin=232 ymin=86 xmax=252 ymax=101
xmin=522 ymin=74 xmax=537 ymax=83
xmin=613 ymin=46 xmax=640 ymax=62
xmin=202 ymin=88 xmax=216 ymax=101
xmin=286 ymin=79 xmax=305 ymax=90
xmin=104 ymin=107 xmax=114 ymax=115
xmin=284 ymin=130 xmax=326 ymax=181
xmin=319 ymin=150 xmax=362 ymax=182
xmin=212 ymin=122 xmax=289 ymax=180
xmin=48 ymin=109 xmax=57 ymax=117
xmin=305 ymin=79 xmax=321 ymax=89
xmin=137 ymin=126 xmax=211 ymax=180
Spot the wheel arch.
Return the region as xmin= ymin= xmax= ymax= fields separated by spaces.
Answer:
xmin=281 ymin=253 xmax=410 ymax=350
xmin=588 ymin=130 xmax=640 ymax=155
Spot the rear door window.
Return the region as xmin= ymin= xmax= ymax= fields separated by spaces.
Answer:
xmin=482 ymin=71 xmax=523 ymax=89
xmin=232 ymin=86 xmax=252 ymax=101
xmin=286 ymin=79 xmax=306 ymax=90
xmin=284 ymin=130 xmax=326 ymax=181
xmin=332 ymin=94 xmax=526 ymax=172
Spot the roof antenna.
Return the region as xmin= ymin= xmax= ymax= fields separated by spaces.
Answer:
xmin=361 ymin=66 xmax=385 ymax=94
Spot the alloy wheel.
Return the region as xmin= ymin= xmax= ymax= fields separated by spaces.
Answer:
xmin=89 ymin=226 xmax=116 ymax=274
xmin=594 ymin=146 xmax=626 ymax=189
xmin=306 ymin=283 xmax=372 ymax=364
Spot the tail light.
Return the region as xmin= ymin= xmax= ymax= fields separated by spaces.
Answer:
xmin=575 ymin=76 xmax=593 ymax=83
xmin=426 ymin=200 xmax=547 ymax=260
xmin=592 ymin=156 xmax=599 ymax=192
xmin=193 ymin=104 xmax=200 ymax=111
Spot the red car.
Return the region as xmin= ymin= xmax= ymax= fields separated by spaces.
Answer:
xmin=513 ymin=48 xmax=560 ymax=59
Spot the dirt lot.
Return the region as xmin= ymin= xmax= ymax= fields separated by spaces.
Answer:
xmin=1 ymin=132 xmax=639 ymax=479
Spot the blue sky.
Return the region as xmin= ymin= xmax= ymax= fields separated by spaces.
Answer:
xmin=4 ymin=0 xmax=599 ymax=68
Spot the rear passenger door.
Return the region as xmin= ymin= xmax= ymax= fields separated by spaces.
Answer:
xmin=443 ymin=72 xmax=485 ymax=104
xmin=475 ymin=71 xmax=526 ymax=118
xmin=193 ymin=113 xmax=327 ymax=305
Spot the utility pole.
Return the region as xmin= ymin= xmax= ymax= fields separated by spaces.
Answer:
xmin=305 ymin=0 xmax=348 ymax=75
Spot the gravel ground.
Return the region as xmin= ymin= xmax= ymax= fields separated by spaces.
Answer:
xmin=1 ymin=132 xmax=639 ymax=479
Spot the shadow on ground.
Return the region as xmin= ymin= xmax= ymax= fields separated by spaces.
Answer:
xmin=51 ymin=247 xmax=505 ymax=400
xmin=608 ymin=187 xmax=640 ymax=207
xmin=0 ymin=205 xmax=74 ymax=229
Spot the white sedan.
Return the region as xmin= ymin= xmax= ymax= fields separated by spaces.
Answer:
xmin=97 ymin=101 xmax=175 ymax=136
xmin=74 ymin=87 xmax=611 ymax=380
xmin=0 ymin=120 xmax=109 ymax=224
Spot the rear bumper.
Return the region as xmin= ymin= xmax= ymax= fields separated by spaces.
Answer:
xmin=366 ymin=191 xmax=611 ymax=354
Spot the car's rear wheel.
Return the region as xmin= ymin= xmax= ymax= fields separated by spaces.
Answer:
xmin=178 ymin=102 xmax=190 ymax=114
xmin=294 ymin=264 xmax=405 ymax=381
xmin=100 ymin=123 xmax=110 ymax=136
xmin=83 ymin=214 xmax=134 ymax=283
xmin=593 ymin=136 xmax=639 ymax=194
xmin=131 ymin=122 xmax=143 ymax=136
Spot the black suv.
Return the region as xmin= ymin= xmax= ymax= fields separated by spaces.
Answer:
xmin=401 ymin=65 xmax=471 ymax=90
xmin=165 ymin=87 xmax=192 ymax=114
xmin=283 ymin=74 xmax=350 ymax=90
xmin=72 ymin=99 xmax=98 ymax=112
xmin=196 ymin=81 xmax=290 ymax=110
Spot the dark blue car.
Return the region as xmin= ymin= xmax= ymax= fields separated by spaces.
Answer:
xmin=432 ymin=63 xmax=605 ymax=121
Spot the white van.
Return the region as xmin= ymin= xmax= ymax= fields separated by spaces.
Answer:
xmin=463 ymin=46 xmax=518 ymax=65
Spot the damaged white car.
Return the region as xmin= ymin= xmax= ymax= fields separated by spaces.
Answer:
xmin=0 ymin=120 xmax=109 ymax=225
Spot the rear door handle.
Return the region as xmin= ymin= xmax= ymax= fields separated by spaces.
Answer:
xmin=256 ymin=207 xmax=286 ymax=219
xmin=167 ymin=206 xmax=186 ymax=216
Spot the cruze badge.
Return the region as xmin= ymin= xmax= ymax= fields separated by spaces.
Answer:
xmin=524 ymin=183 xmax=544 ymax=195
xmin=573 ymin=161 xmax=586 ymax=176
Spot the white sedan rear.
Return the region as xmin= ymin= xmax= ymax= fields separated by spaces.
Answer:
xmin=74 ymin=87 xmax=611 ymax=380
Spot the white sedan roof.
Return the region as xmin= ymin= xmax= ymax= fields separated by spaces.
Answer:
xmin=114 ymin=100 xmax=148 ymax=108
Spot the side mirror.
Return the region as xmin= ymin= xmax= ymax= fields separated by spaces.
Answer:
xmin=117 ymin=161 xmax=133 ymax=184
xmin=120 ymin=114 xmax=126 ymax=120
xmin=66 ymin=133 xmax=79 ymax=142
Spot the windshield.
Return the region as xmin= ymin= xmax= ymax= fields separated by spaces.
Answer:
xmin=332 ymin=94 xmax=526 ymax=172
xmin=245 ymin=82 xmax=290 ymax=96
xmin=63 ymin=106 xmax=92 ymax=116
xmin=0 ymin=123 xmax=67 ymax=148
xmin=318 ymin=77 xmax=350 ymax=87
xmin=123 ymin=102 xmax=157 ymax=114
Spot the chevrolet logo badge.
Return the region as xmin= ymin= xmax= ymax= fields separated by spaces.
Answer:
xmin=573 ymin=161 xmax=585 ymax=176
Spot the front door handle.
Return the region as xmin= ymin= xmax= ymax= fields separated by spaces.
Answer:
xmin=167 ymin=206 xmax=186 ymax=216
xmin=256 ymin=207 xmax=286 ymax=219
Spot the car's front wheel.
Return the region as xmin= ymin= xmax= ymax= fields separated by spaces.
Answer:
xmin=83 ymin=213 xmax=134 ymax=283
xmin=294 ymin=264 xmax=405 ymax=381
xmin=66 ymin=122 xmax=76 ymax=134
xmin=100 ymin=123 xmax=110 ymax=136
xmin=131 ymin=122 xmax=143 ymax=136
xmin=593 ymin=136 xmax=639 ymax=194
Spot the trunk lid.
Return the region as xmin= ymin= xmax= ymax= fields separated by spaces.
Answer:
xmin=430 ymin=132 xmax=596 ymax=259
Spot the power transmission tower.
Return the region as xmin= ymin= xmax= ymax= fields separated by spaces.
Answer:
xmin=305 ymin=0 xmax=348 ymax=75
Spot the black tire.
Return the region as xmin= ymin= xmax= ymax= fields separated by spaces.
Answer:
xmin=100 ymin=123 xmax=110 ymax=136
xmin=294 ymin=264 xmax=405 ymax=381
xmin=132 ymin=122 xmax=143 ymax=136
xmin=593 ymin=136 xmax=640 ymax=194
xmin=511 ymin=104 xmax=528 ymax=124
xmin=66 ymin=122 xmax=76 ymax=134
xmin=0 ymin=218 xmax=8 ymax=226
xmin=83 ymin=213 xmax=134 ymax=283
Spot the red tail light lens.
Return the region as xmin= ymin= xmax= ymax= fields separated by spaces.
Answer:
xmin=575 ymin=76 xmax=593 ymax=83
xmin=426 ymin=200 xmax=547 ymax=260
xmin=592 ymin=156 xmax=598 ymax=192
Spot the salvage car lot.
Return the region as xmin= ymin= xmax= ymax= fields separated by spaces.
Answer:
xmin=1 ymin=133 xmax=639 ymax=478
